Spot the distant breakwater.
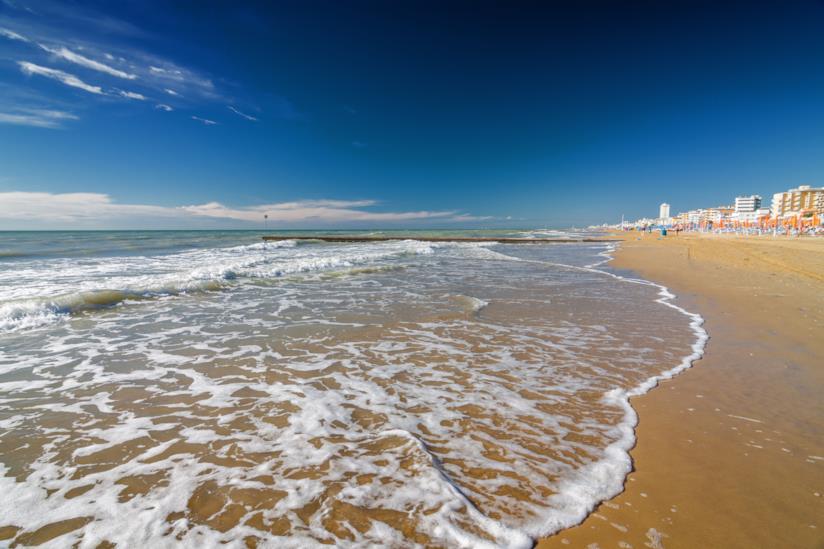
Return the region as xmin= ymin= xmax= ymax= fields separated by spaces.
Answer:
xmin=262 ymin=236 xmax=620 ymax=243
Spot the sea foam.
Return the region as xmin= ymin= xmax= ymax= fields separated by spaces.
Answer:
xmin=0 ymin=239 xmax=435 ymax=333
xmin=0 ymin=235 xmax=707 ymax=547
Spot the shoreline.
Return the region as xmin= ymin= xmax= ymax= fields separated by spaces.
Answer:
xmin=262 ymin=235 xmax=617 ymax=243
xmin=538 ymin=232 xmax=824 ymax=548
xmin=516 ymin=240 xmax=708 ymax=543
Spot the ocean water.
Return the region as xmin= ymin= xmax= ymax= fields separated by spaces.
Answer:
xmin=0 ymin=230 xmax=706 ymax=548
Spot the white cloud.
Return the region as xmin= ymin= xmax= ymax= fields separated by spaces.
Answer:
xmin=0 ymin=108 xmax=78 ymax=128
xmin=147 ymin=64 xmax=214 ymax=98
xmin=191 ymin=115 xmax=217 ymax=125
xmin=0 ymin=27 xmax=29 ymax=42
xmin=0 ymin=192 xmax=470 ymax=227
xmin=150 ymin=66 xmax=181 ymax=77
xmin=2 ymin=5 xmax=235 ymax=113
xmin=228 ymin=106 xmax=257 ymax=121
xmin=179 ymin=199 xmax=459 ymax=223
xmin=0 ymin=192 xmax=173 ymax=223
xmin=155 ymin=103 xmax=173 ymax=111
xmin=18 ymin=61 xmax=103 ymax=94
xmin=449 ymin=213 xmax=494 ymax=222
xmin=2 ymin=16 xmax=273 ymax=122
xmin=118 ymin=90 xmax=145 ymax=100
xmin=40 ymin=44 xmax=137 ymax=80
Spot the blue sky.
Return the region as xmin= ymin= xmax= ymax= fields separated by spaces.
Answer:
xmin=1 ymin=0 xmax=824 ymax=229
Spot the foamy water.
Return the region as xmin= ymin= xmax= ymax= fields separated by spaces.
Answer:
xmin=0 ymin=231 xmax=705 ymax=547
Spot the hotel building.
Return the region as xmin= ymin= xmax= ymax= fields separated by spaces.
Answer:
xmin=771 ymin=185 xmax=824 ymax=218
xmin=734 ymin=195 xmax=761 ymax=213
xmin=733 ymin=195 xmax=765 ymax=223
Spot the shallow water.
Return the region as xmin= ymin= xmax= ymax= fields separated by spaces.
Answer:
xmin=0 ymin=230 xmax=703 ymax=547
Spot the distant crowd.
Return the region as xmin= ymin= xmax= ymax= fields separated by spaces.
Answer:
xmin=625 ymin=224 xmax=824 ymax=237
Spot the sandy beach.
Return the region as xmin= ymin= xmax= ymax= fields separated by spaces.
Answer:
xmin=539 ymin=233 xmax=824 ymax=548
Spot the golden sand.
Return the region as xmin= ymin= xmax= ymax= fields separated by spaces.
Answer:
xmin=539 ymin=233 xmax=824 ymax=548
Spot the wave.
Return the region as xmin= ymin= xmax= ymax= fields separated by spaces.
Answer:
xmin=517 ymin=229 xmax=583 ymax=239
xmin=0 ymin=251 xmax=35 ymax=259
xmin=0 ymin=239 xmax=435 ymax=333
xmin=315 ymin=263 xmax=407 ymax=280
xmin=0 ymin=280 xmax=226 ymax=332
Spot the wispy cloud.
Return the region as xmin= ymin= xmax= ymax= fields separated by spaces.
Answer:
xmin=449 ymin=213 xmax=495 ymax=222
xmin=0 ymin=27 xmax=29 ymax=42
xmin=1 ymin=0 xmax=35 ymax=13
xmin=2 ymin=6 xmax=290 ymax=128
xmin=18 ymin=61 xmax=103 ymax=94
xmin=0 ymin=192 xmax=173 ymax=224
xmin=0 ymin=108 xmax=78 ymax=128
xmin=191 ymin=115 xmax=217 ymax=125
xmin=39 ymin=44 xmax=137 ymax=80
xmin=147 ymin=63 xmax=215 ymax=98
xmin=3 ymin=19 xmax=221 ymax=106
xmin=155 ymin=103 xmax=173 ymax=111
xmin=3 ymin=0 xmax=144 ymax=37
xmin=179 ymin=199 xmax=460 ymax=223
xmin=227 ymin=106 xmax=258 ymax=121
xmin=0 ymin=193 xmax=475 ymax=227
xmin=150 ymin=66 xmax=180 ymax=77
xmin=117 ymin=90 xmax=145 ymax=100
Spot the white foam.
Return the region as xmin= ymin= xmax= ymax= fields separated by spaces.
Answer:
xmin=495 ymin=243 xmax=708 ymax=538
xmin=0 ymin=239 xmax=436 ymax=333
xmin=454 ymin=294 xmax=489 ymax=314
xmin=0 ymin=235 xmax=707 ymax=547
xmin=728 ymin=414 xmax=764 ymax=424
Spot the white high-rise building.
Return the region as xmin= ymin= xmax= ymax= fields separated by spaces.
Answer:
xmin=734 ymin=195 xmax=762 ymax=213
xmin=659 ymin=203 xmax=670 ymax=220
xmin=733 ymin=195 xmax=763 ymax=223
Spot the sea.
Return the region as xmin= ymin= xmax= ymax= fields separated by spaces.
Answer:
xmin=0 ymin=230 xmax=706 ymax=548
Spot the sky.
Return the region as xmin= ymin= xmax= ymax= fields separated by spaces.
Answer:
xmin=1 ymin=0 xmax=824 ymax=229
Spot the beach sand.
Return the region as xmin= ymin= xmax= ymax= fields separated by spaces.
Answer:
xmin=538 ymin=233 xmax=824 ymax=548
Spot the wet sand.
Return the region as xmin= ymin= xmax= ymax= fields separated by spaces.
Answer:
xmin=539 ymin=233 xmax=824 ymax=548
xmin=0 ymin=239 xmax=698 ymax=547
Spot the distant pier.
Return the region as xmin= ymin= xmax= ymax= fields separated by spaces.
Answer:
xmin=262 ymin=236 xmax=619 ymax=244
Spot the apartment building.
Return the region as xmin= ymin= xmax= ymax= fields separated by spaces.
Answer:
xmin=733 ymin=195 xmax=764 ymax=223
xmin=771 ymin=185 xmax=824 ymax=218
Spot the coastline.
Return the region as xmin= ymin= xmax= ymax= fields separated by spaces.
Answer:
xmin=0 ymin=232 xmax=711 ymax=547
xmin=2 ymin=231 xmax=822 ymax=546
xmin=538 ymin=232 xmax=824 ymax=548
